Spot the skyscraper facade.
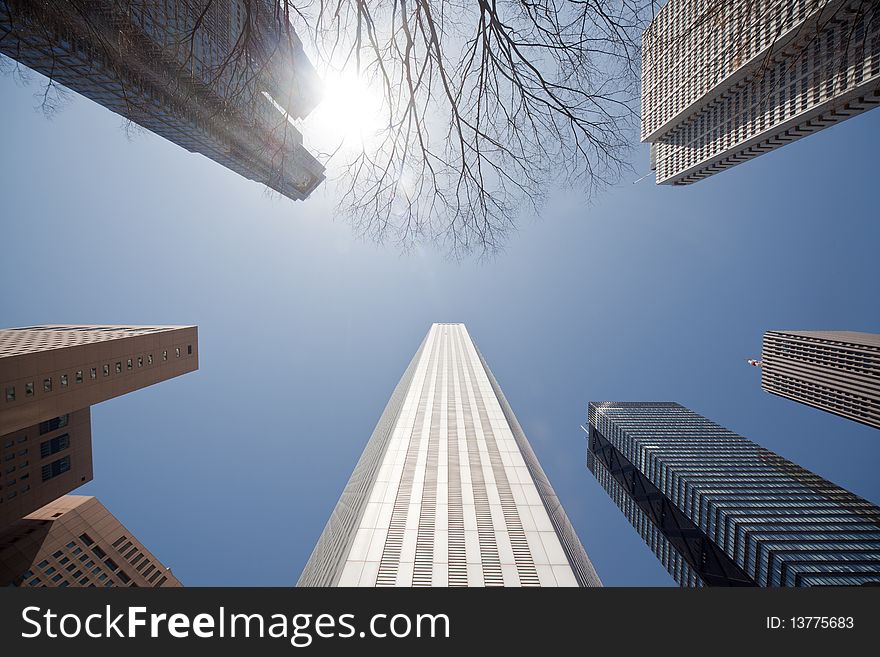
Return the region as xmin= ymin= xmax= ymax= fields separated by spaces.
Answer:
xmin=0 ymin=325 xmax=198 ymax=528
xmin=0 ymin=0 xmax=324 ymax=200
xmin=642 ymin=0 xmax=880 ymax=185
xmin=0 ymin=495 xmax=181 ymax=587
xmin=300 ymin=323 xmax=600 ymax=587
xmin=587 ymin=402 xmax=880 ymax=586
xmin=760 ymin=330 xmax=880 ymax=429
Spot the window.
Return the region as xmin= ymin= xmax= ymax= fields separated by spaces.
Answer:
xmin=76 ymin=371 xmax=83 ymax=384
xmin=163 ymin=351 xmax=168 ymax=361
xmin=175 ymin=348 xmax=180 ymax=358
xmin=103 ymin=365 xmax=109 ymax=377
xmin=115 ymin=362 xmax=122 ymax=374
xmin=80 ymin=533 xmax=94 ymax=546
xmin=90 ymin=367 xmax=97 ymax=380
xmin=3 ymin=439 xmax=11 ymax=449
xmin=137 ymin=357 xmax=143 ymax=368
xmin=60 ymin=374 xmax=68 ymax=387
xmin=41 ymin=456 xmax=71 ymax=482
xmin=92 ymin=546 xmax=107 ymax=559
xmin=43 ymin=378 xmax=52 ymax=392
xmin=25 ymin=382 xmax=33 ymax=397
xmin=127 ymin=359 xmax=133 ymax=370
xmin=40 ymin=434 xmax=70 ymax=458
xmin=148 ymin=354 xmax=153 ymax=365
xmin=39 ymin=415 xmax=69 ymax=435
xmin=5 ymin=386 xmax=13 ymax=402
xmin=187 ymin=345 xmax=192 ymax=355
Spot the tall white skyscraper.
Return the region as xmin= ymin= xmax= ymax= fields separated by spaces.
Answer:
xmin=642 ymin=0 xmax=880 ymax=185
xmin=299 ymin=324 xmax=600 ymax=587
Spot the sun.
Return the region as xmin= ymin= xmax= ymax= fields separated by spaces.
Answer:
xmin=305 ymin=70 xmax=385 ymax=152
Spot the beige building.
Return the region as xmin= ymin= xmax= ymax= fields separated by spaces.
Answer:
xmin=0 ymin=495 xmax=181 ymax=587
xmin=0 ymin=325 xmax=198 ymax=528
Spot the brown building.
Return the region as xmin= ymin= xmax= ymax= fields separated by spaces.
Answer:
xmin=0 ymin=495 xmax=181 ymax=587
xmin=0 ymin=325 xmax=198 ymax=528
xmin=761 ymin=330 xmax=880 ymax=430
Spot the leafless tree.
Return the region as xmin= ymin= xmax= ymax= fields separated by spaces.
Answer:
xmin=5 ymin=2 xmax=871 ymax=256
xmin=283 ymin=0 xmax=655 ymax=256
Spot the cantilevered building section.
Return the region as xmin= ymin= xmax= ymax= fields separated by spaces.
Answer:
xmin=0 ymin=496 xmax=181 ymax=587
xmin=761 ymin=330 xmax=880 ymax=429
xmin=587 ymin=402 xmax=880 ymax=586
xmin=642 ymin=0 xmax=880 ymax=185
xmin=300 ymin=324 xmax=600 ymax=587
xmin=0 ymin=0 xmax=324 ymax=200
xmin=0 ymin=325 xmax=198 ymax=529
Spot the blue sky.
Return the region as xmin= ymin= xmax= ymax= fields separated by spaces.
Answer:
xmin=1 ymin=70 xmax=879 ymax=586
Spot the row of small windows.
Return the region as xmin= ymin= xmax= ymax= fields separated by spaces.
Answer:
xmin=4 ymin=345 xmax=193 ymax=402
xmin=21 ymin=536 xmax=135 ymax=588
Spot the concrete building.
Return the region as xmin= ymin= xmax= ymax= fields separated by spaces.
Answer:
xmin=0 ymin=325 xmax=198 ymax=528
xmin=299 ymin=323 xmax=600 ymax=587
xmin=759 ymin=330 xmax=880 ymax=429
xmin=642 ymin=0 xmax=880 ymax=184
xmin=0 ymin=0 xmax=324 ymax=200
xmin=587 ymin=402 xmax=880 ymax=586
xmin=0 ymin=495 xmax=181 ymax=587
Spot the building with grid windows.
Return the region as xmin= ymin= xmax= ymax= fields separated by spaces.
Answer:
xmin=642 ymin=0 xmax=880 ymax=184
xmin=759 ymin=330 xmax=880 ymax=429
xmin=587 ymin=402 xmax=880 ymax=586
xmin=0 ymin=495 xmax=181 ymax=587
xmin=0 ymin=325 xmax=198 ymax=528
xmin=0 ymin=0 xmax=324 ymax=200
xmin=299 ymin=323 xmax=600 ymax=587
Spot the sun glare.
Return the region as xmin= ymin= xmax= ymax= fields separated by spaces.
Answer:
xmin=305 ymin=70 xmax=384 ymax=152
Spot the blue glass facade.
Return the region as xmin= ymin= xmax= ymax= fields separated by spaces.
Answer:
xmin=587 ymin=402 xmax=880 ymax=586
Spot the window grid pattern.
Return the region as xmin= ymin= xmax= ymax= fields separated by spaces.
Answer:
xmin=761 ymin=330 xmax=880 ymax=428
xmin=588 ymin=402 xmax=880 ymax=586
xmin=642 ymin=0 xmax=880 ymax=184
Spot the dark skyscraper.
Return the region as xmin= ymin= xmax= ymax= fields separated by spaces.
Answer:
xmin=587 ymin=402 xmax=880 ymax=586
xmin=0 ymin=0 xmax=324 ymax=200
xmin=759 ymin=330 xmax=880 ymax=430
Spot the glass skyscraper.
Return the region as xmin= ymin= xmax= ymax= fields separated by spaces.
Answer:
xmin=299 ymin=323 xmax=600 ymax=587
xmin=587 ymin=402 xmax=880 ymax=586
